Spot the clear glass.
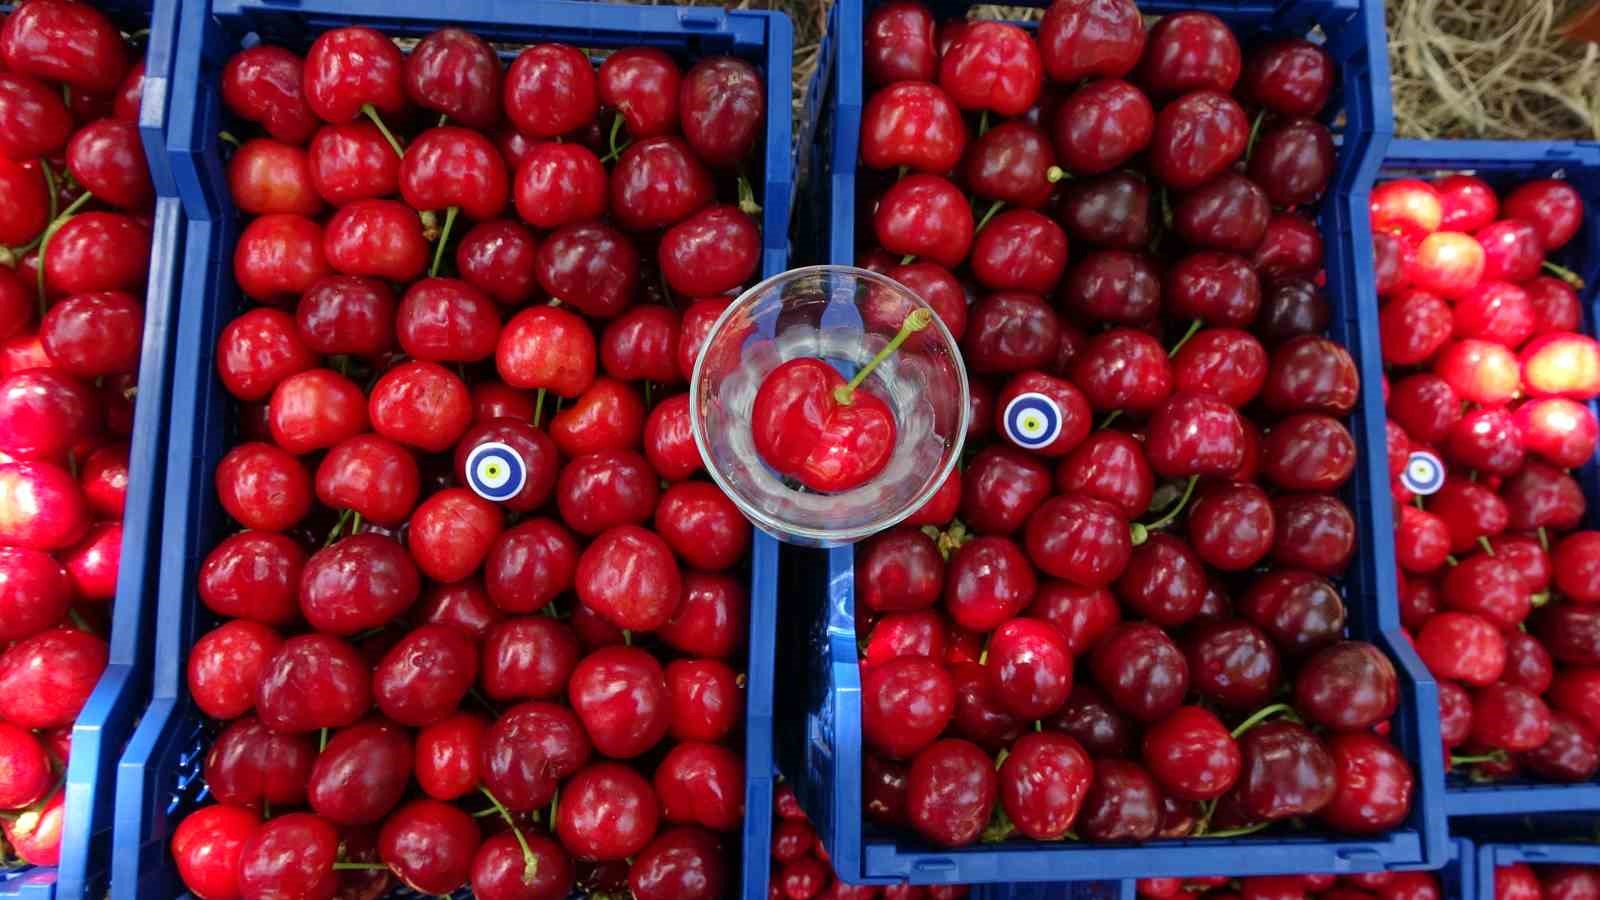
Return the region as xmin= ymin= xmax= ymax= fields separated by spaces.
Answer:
xmin=691 ymin=265 xmax=969 ymax=546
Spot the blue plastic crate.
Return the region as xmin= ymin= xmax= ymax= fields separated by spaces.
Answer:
xmin=0 ymin=1 xmax=183 ymax=897
xmin=1473 ymin=838 xmax=1600 ymax=898
xmin=109 ymin=1 xmax=791 ymax=897
xmin=1377 ymin=139 xmax=1600 ymax=820
xmin=783 ymin=0 xmax=1450 ymax=885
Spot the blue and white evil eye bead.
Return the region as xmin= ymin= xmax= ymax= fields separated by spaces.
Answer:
xmin=1400 ymin=450 xmax=1446 ymax=496
xmin=1003 ymin=392 xmax=1064 ymax=451
xmin=464 ymin=442 xmax=527 ymax=502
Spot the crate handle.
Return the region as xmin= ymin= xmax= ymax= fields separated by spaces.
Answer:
xmin=677 ymin=7 xmax=728 ymax=30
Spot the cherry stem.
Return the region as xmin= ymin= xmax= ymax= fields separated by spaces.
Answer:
xmin=533 ymin=389 xmax=546 ymax=428
xmin=437 ymin=113 xmax=449 ymax=128
xmin=1538 ymin=527 xmax=1550 ymax=552
xmin=35 ymin=191 xmax=94 ymax=314
xmin=1160 ymin=187 xmax=1173 ymax=228
xmin=1130 ymin=475 xmax=1199 ymax=545
xmin=1046 ymin=165 xmax=1069 ymax=183
xmin=472 ymin=807 xmax=500 ymax=817
xmin=1168 ymin=319 xmax=1203 ymax=357
xmin=978 ymin=111 xmax=990 ymax=136
xmin=1413 ymin=496 xmax=1425 ymax=510
xmin=325 ymin=508 xmax=354 ymax=547
xmin=1203 ymin=821 xmax=1273 ymax=840
xmin=362 ymin=103 xmax=405 ymax=157
xmin=835 ymin=308 xmax=934 ymax=405
xmin=430 ymin=206 xmax=459 ymax=278
xmin=548 ymin=789 xmax=560 ymax=830
xmin=332 ymin=862 xmax=387 ymax=871
xmin=67 ymin=607 xmax=89 ymax=631
xmin=622 ymin=629 xmax=633 ymax=645
xmin=1229 ymin=701 xmax=1297 ymax=739
xmin=897 ymin=165 xmax=909 ymax=180
xmin=1446 ymin=554 xmax=1459 ymax=567
xmin=1530 ymin=591 xmax=1552 ymax=608
xmin=899 ymin=254 xmax=915 ymax=265
xmin=319 ymin=727 xmax=328 ymax=752
xmin=1543 ymin=259 xmax=1585 ymax=289
xmin=1478 ymin=536 xmax=1495 ymax=556
xmin=1244 ymin=109 xmax=1267 ymax=162
xmin=41 ymin=159 xmax=58 ymax=225
xmin=218 ymin=131 xmax=241 ymax=149
xmin=974 ymin=199 xmax=1005 ymax=233
xmin=479 ymin=787 xmax=539 ymax=885
xmin=737 ymin=177 xmax=762 ymax=216
xmin=1099 ymin=410 xmax=1121 ymax=430
xmin=350 ymin=512 xmax=362 ymax=535
xmin=1449 ymin=750 xmax=1507 ymax=766
xmin=601 ymin=115 xmax=626 ymax=163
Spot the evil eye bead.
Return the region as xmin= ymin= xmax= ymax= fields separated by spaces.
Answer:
xmin=1400 ymin=450 xmax=1445 ymax=496
xmin=464 ymin=441 xmax=527 ymax=502
xmin=1003 ymin=392 xmax=1063 ymax=451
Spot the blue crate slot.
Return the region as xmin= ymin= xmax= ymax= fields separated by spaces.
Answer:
xmin=0 ymin=0 xmax=183 ymax=896
xmin=783 ymin=0 xmax=1449 ymax=885
xmin=1377 ymin=138 xmax=1600 ymax=820
xmin=110 ymin=1 xmax=791 ymax=897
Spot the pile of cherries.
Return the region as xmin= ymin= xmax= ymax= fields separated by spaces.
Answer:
xmin=1372 ymin=173 xmax=1600 ymax=785
xmin=1496 ymin=863 xmax=1600 ymax=899
xmin=843 ymin=0 xmax=1415 ymax=852
xmin=0 ymin=0 xmax=155 ymax=868
xmin=769 ymin=784 xmax=970 ymax=900
xmin=164 ymin=21 xmax=769 ymax=900
xmin=1136 ymin=871 xmax=1443 ymax=899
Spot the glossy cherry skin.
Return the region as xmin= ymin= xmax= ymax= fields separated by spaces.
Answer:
xmin=1503 ymin=461 xmax=1585 ymax=532
xmin=1174 ymin=172 xmax=1269 ymax=252
xmin=1038 ymin=0 xmax=1144 ymax=82
xmin=547 ymin=377 xmax=645 ymax=457
xmin=456 ymin=220 xmax=540 ymax=306
xmin=513 ymin=141 xmax=606 ymax=230
xmin=1144 ymin=392 xmax=1245 ymax=479
xmin=938 ymin=21 xmax=1043 ymax=116
xmin=1395 ymin=506 xmax=1451 ymax=574
xmin=0 ymin=0 xmax=127 ymax=92
xmin=374 ymin=624 xmax=479 ymax=727
xmin=369 ymin=360 xmax=472 ymax=453
xmin=300 ymin=533 xmax=421 ymax=636
xmin=654 ymin=740 xmax=745 ymax=833
xmin=963 ymin=121 xmax=1057 ymax=209
xmin=863 ymin=1 xmax=938 ymax=83
xmin=862 ymin=656 xmax=955 ymax=760
xmin=1534 ymin=603 xmax=1600 ymax=665
xmin=680 ymin=55 xmax=763 ymax=169
xmin=1270 ymin=494 xmax=1355 ymax=576
xmin=1075 ymin=328 xmax=1173 ymax=413
xmin=963 ymin=292 xmax=1061 ymax=375
xmin=0 ymin=546 xmax=72 ymax=644
xmin=1052 ymin=78 xmax=1152 ymax=175
xmin=1554 ymin=531 xmax=1600 ymax=604
xmin=405 ymin=28 xmax=500 ymax=129
xmin=414 ymin=711 xmax=486 ymax=800
xmin=399 ymin=126 xmax=509 ymax=219
xmin=1390 ymin=374 xmax=1461 ymax=443
xmin=483 ymin=518 xmax=579 ymax=615
xmin=629 ymin=827 xmax=726 ymax=900
xmin=43 ymin=212 xmax=150 ymax=297
xmin=1254 ymin=211 xmax=1325 ymax=278
xmin=1079 ymin=759 xmax=1161 ymax=842
xmin=1053 ymin=431 xmax=1151 ymax=521
xmin=1372 ymin=179 xmax=1443 ymax=241
xmin=202 ymin=716 xmax=316 ymax=810
xmin=453 ymin=419 xmax=559 ymax=514
xmin=171 ymin=805 xmax=261 ymax=900
xmin=229 ymin=138 xmax=321 ymax=217
xmin=599 ymin=47 xmax=681 ymax=138
xmin=643 ymin=394 xmax=700 ymax=483
xmin=1118 ymin=533 xmax=1213 ymax=627
xmin=601 ymin=305 xmax=681 ymax=384
xmin=970 ymin=209 xmax=1068 ymax=293
xmin=1415 ymin=612 xmax=1505 ymax=685
xmin=986 ymin=617 xmax=1074 ymax=719
xmin=1186 ymin=481 xmax=1275 ymax=572
xmin=1241 ymin=38 xmax=1333 ymax=116
xmin=1478 ymin=218 xmax=1546 ymax=283
xmin=1264 ymin=335 xmax=1361 ymax=416
xmin=1471 ymin=682 xmax=1553 ymax=752
xmin=995 ymin=731 xmax=1091 ymax=841
xmin=1142 ymin=705 xmax=1240 ymax=801
xmin=505 ymin=43 xmax=596 ymax=138
xmin=1262 ymin=414 xmax=1356 ymax=493
xmin=959 ymin=445 xmax=1050 ymax=535
xmin=860 ymin=82 xmax=967 ymax=174
xmin=473 ymin=830 xmax=574 ymax=900
xmin=556 ymin=762 xmax=660 ymax=861
xmin=0 ymin=71 xmax=73 ymax=159
xmin=949 ymin=659 xmax=1024 ymax=752
xmin=187 ymin=620 xmax=282 ymax=721
xmin=1138 ymin=11 xmax=1240 ymax=95
xmin=496 ymin=305 xmax=597 ymax=397
xmin=1380 ymin=288 xmax=1452 ymax=366
xmin=576 ymin=525 xmax=683 ymax=632
xmin=314 ymin=434 xmax=419 ymax=526
xmin=1061 ymin=249 xmax=1160 ymax=326
xmin=481 ymin=701 xmax=590 ymax=811
xmin=873 ymin=174 xmax=975 ymax=268
xmin=379 ymin=799 xmax=480 ymax=895
xmin=1321 ymin=733 xmax=1415 ymax=834
xmin=1173 ymin=327 xmax=1268 ymax=408
xmin=608 ymin=135 xmax=714 ymax=233
xmin=1238 ymin=569 xmax=1346 ymax=657
xmin=944 ymin=536 xmax=1038 ymax=632
xmin=37 ymin=290 xmax=141 ymax=377
xmin=1150 ymin=90 xmax=1248 ymax=190
xmin=0 ymin=368 xmax=99 ymax=463
xmin=197 ymin=531 xmax=304 ymax=627
xmin=751 ymin=357 xmax=896 ymax=492
xmin=661 ymin=205 xmax=761 ymax=297
xmin=569 ymin=645 xmax=669 ymax=759
xmin=1428 ymin=480 xmax=1510 ymax=552
xmin=396 ymin=277 xmax=499 ymax=363
xmin=554 ymin=451 xmax=658 ymax=540
xmin=665 ymin=658 xmax=741 ymax=744
xmin=857 ymin=527 xmax=944 ymax=613
xmin=1295 ymin=641 xmax=1400 ymax=733
xmin=213 ymin=442 xmax=310 ymax=533
xmin=1524 ymin=711 xmax=1600 ymax=783
xmin=1183 ymin=619 xmax=1280 ymax=711
xmin=655 ymin=481 xmax=750 ymax=572
xmin=1505 ymin=178 xmax=1585 ymax=249
xmin=254 ymin=634 xmax=372 ymax=734
xmin=236 ymin=813 xmax=340 ymax=900
xmin=1443 ymin=553 xmax=1532 ymax=630
xmin=1408 ymin=233 xmax=1485 ymax=303
xmin=905 ymin=738 xmax=996 ymax=848
xmin=324 ymin=199 xmax=428 ymax=282
xmin=1234 ymin=720 xmax=1336 ymax=822
xmin=65 ymin=117 xmax=151 ymax=209
xmin=1517 ymin=397 xmax=1599 ymax=468
xmin=1248 ymin=118 xmax=1335 ymax=208
xmin=480 ymin=616 xmax=580 ymax=704
xmin=302 ymin=26 xmax=406 ymax=123
xmin=1165 ymin=251 xmax=1260 ymax=327
xmin=1090 ymin=622 xmax=1189 ymax=723
xmin=1057 ymin=171 xmax=1153 ymax=251
xmin=0 ymin=158 xmax=47 ymax=246
xmin=1523 ymin=332 xmax=1600 ymax=399
xmin=306 ymin=718 xmax=413 ymax=826
xmin=308 ymin=122 xmax=400 ymax=204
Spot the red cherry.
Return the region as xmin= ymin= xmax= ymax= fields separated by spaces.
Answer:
xmin=304 ymin=27 xmax=406 ymax=123
xmin=324 ymin=199 xmax=428 ymax=282
xmin=496 ymin=304 xmax=597 ymax=397
xmin=300 ymin=533 xmax=420 ymax=635
xmin=65 ymin=117 xmax=152 ymax=209
xmin=1436 ymin=174 xmax=1500 ymax=232
xmin=1078 ymin=758 xmax=1161 ymax=841
xmin=751 ymin=357 xmax=896 ymax=492
xmin=1372 ymin=179 xmax=1444 ymax=241
xmin=963 ymin=122 xmax=1057 ymax=209
xmin=1165 ymin=251 xmax=1261 ymax=327
xmin=655 ymin=481 xmax=751 ymax=572
xmin=1142 ymin=705 xmax=1240 ymax=801
xmin=1504 ymin=178 xmax=1585 ymax=249
xmin=1055 ymin=430 xmax=1153 ymax=520
xmin=1554 ymin=531 xmax=1600 ymax=604
xmin=396 ymin=277 xmax=499 ymax=363
xmin=654 ymin=741 xmax=744 ymax=832
xmin=1321 ymin=733 xmax=1414 ymax=834
xmin=986 ymin=617 xmax=1074 ymax=718
xmin=609 ymin=136 xmax=714 ymax=232
xmin=1061 ymin=249 xmax=1161 ymax=326
xmin=660 ymin=205 xmax=761 ymax=297
xmin=1254 ymin=210 xmax=1325 ymax=279
xmin=379 ymin=799 xmax=480 ymax=895
xmin=0 ymin=158 xmax=47 ymax=247
xmin=860 ymin=82 xmax=967 ymax=174
xmin=1410 ymin=231 xmax=1486 ymax=299
xmin=399 ymin=126 xmax=509 ymax=220
xmin=906 ymin=738 xmax=997 ymax=848
xmin=555 ymin=762 xmax=660 ymax=861
xmin=964 ymin=292 xmax=1061 ymax=374
xmin=630 ymin=827 xmax=727 ymax=900
xmin=680 ymin=55 xmax=764 ymax=170
xmin=1247 ymin=118 xmax=1334 ymax=208
xmin=513 ymin=141 xmax=607 ymax=230
xmin=1241 ymin=38 xmax=1332 ymax=116
xmin=481 ymin=701 xmax=590 ymax=812
xmin=455 ymin=220 xmax=540 ymax=307
xmin=1038 ymin=0 xmax=1144 ymax=82
xmin=0 ymin=71 xmax=73 ymax=159
xmin=0 ymin=0 xmax=127 ymax=92
xmin=873 ymin=174 xmax=974 ymax=268
xmin=308 ymin=122 xmax=400 ymax=204
xmin=294 ymin=275 xmax=396 ymax=357
xmin=971 ymin=209 xmax=1068 ymax=293
xmin=864 ymin=1 xmax=938 ymax=84
xmin=405 ymin=28 xmax=501 ymax=129
xmin=1089 ymin=622 xmax=1189 ymax=722
xmin=1146 ymin=392 xmax=1246 ymax=478
xmin=1478 ymin=219 xmax=1546 ymax=283
xmin=171 ymin=805 xmax=260 ymax=900
xmin=644 ymin=393 xmax=701 ymax=481
xmin=1138 ymin=12 xmax=1240 ymax=95
xmin=483 ymin=518 xmax=579 ymax=615
xmin=1470 ymin=682 xmax=1553 ymax=752
xmin=998 ymin=730 xmax=1092 ymax=840
xmin=862 ymin=655 xmax=955 ymax=760
xmin=1149 ymin=90 xmax=1248 ymax=190
xmin=1416 ymin=611 xmax=1505 ymax=685
xmin=1071 ymin=328 xmax=1173 ymax=414
xmin=43 ymin=212 xmax=151 ymax=297
xmin=576 ymin=524 xmax=683 ymax=631
xmin=307 ymin=719 xmax=413 ymax=826
xmin=237 ymin=813 xmax=339 ymax=900
xmin=598 ymin=48 xmax=680 ymax=139
xmin=473 ymin=831 xmax=574 ymax=900
xmin=504 ymin=43 xmax=596 ymax=138
xmin=1174 ymin=172 xmax=1270 ymax=252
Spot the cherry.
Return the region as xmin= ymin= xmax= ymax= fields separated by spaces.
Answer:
xmin=1139 ymin=12 xmax=1240 ymax=95
xmin=380 ymin=799 xmax=480 ymax=895
xmin=610 ymin=136 xmax=714 ymax=232
xmin=473 ymin=830 xmax=574 ymax=900
xmin=1415 ymin=611 xmax=1505 ymax=685
xmin=1060 ymin=249 xmax=1159 ymax=327
xmin=861 ymin=654 xmax=955 ymax=760
xmin=556 ymin=762 xmax=660 ymax=861
xmin=1079 ymin=758 xmax=1161 ymax=842
xmin=772 ymin=818 xmax=816 ymax=862
xmin=0 ymin=368 xmax=99 ymax=463
xmin=654 ymin=740 xmax=745 ymax=833
xmin=1295 ymin=640 xmax=1400 ymax=732
xmin=1478 ymin=219 xmax=1546 ymax=283
xmin=751 ymin=354 xmax=899 ymax=492
xmin=215 ymin=307 xmax=312 ymax=406
xmin=43 ymin=212 xmax=151 ymax=296
xmin=405 ymin=27 xmax=500 ymax=129
xmin=944 ymin=535 xmax=1038 ymax=631
xmin=509 ymin=143 xmax=607 ymax=234
xmin=948 ymin=659 xmax=1024 ymax=751
xmin=237 ymin=813 xmax=340 ymax=900
xmin=254 ymin=633 xmax=372 ymax=733
xmin=1372 ymin=179 xmax=1444 ymax=241
xmin=983 ymin=617 xmax=1072 ymax=719
xmin=308 ymin=122 xmax=400 ymax=204
xmin=1503 ymin=460 xmax=1585 ymax=531
xmin=1183 ymin=619 xmax=1281 ymax=711
xmin=569 ymin=645 xmax=669 ymax=759
xmin=1142 ymin=705 xmax=1240 ymax=801
xmin=1525 ymin=711 xmax=1600 ymax=782
xmin=202 ymin=716 xmax=316 ymax=810
xmin=503 ymin=43 xmax=597 ymax=139
xmin=1533 ymin=603 xmax=1600 ymax=665
xmin=1038 ymin=0 xmax=1143 ymax=82
xmin=311 ymin=434 xmax=420 ymax=526
xmin=483 ymin=518 xmax=579 ymax=615
xmin=171 ymin=805 xmax=260 ymax=900
xmin=1395 ymin=506 xmax=1451 ymax=574
xmin=1254 ymin=211 xmax=1325 ymax=279
xmin=1505 ymin=178 xmax=1585 ymax=249
xmin=0 ymin=158 xmax=47 ymax=247
xmin=1472 ymin=682 xmax=1553 ymax=751
xmin=856 ymin=528 xmax=943 ymax=615
xmin=1409 ymin=232 xmax=1486 ymax=301
xmin=1174 ymin=172 xmax=1269 ymax=252
xmin=548 ymin=380 xmax=645 ymax=458
xmin=1186 ymin=481 xmax=1275 ymax=571
xmin=960 ymin=291 xmax=1060 ymax=375
xmin=64 ymin=117 xmax=151 ymax=209
xmin=1321 ymin=733 xmax=1414 ymax=834
xmin=455 ymin=220 xmax=539 ymax=306
xmin=860 ymin=82 xmax=967 ymax=174
xmin=1430 ymin=175 xmax=1498 ymax=233
xmin=198 ymin=531 xmax=304 ymax=626
xmin=1442 ymin=553 xmax=1530 ymax=630
xmin=37 ymin=289 xmax=141 ymax=377
xmin=373 ymin=624 xmax=478 ymax=727
xmin=1270 ymin=494 xmax=1354 ymax=575
xmin=1390 ymin=374 xmax=1461 ymax=443
xmin=1518 ymin=397 xmax=1600 ymax=467
xmin=1052 ymin=78 xmax=1153 ymax=175
xmin=480 ymin=616 xmax=580 ymax=703
xmin=968 ymin=209 xmax=1067 ymax=294
xmin=1 ymin=0 xmax=127 ymax=92
xmin=393 ymin=277 xmax=499 ymax=363
xmin=996 ymin=731 xmax=1091 ymax=841
xmin=306 ymin=719 xmax=413 ymax=826
xmin=1149 ymin=90 xmax=1249 ymax=190
xmin=962 ymin=122 xmax=1056 ymax=209
xmin=481 ymin=701 xmax=590 ymax=811
xmin=496 ymin=304 xmax=597 ymax=397
xmin=1054 ymin=431 xmax=1152 ymax=521
xmin=1241 ymin=38 xmax=1333 ymax=115
xmin=1379 ymin=289 xmax=1452 ymax=365
xmin=222 ymin=47 xmax=319 ymax=143
xmin=596 ymin=48 xmax=680 ymax=141
xmin=415 ymin=712 xmax=486 ymax=800
xmin=1543 ymin=867 xmax=1600 ymax=900
xmin=1166 ymin=251 xmax=1261 ymax=327
xmin=661 ymin=205 xmax=761 ymax=298
xmin=576 ymin=524 xmax=683 ymax=631
xmin=79 ymin=442 xmax=128 ymax=519
xmin=1263 ymin=414 xmax=1356 ymax=492
xmin=1235 ymin=720 xmax=1336 ymax=823
xmin=368 ymin=360 xmax=472 ymax=452
xmin=1247 ymin=118 xmax=1335 ymax=208
xmin=665 ymin=658 xmax=741 ymax=743
xmin=400 ymin=126 xmax=509 ymax=221
xmin=291 ymin=276 xmax=395 ymax=359
xmin=0 ymin=71 xmax=73 ymax=159
xmin=1146 ymin=392 xmax=1246 ymax=478
xmin=1239 ymin=569 xmax=1346 ymax=657
xmin=1056 ymin=171 xmax=1153 ymax=250
xmin=680 ymin=55 xmax=764 ymax=169
xmin=1090 ymin=622 xmax=1189 ymax=722
xmin=213 ymin=442 xmax=311 ymax=532
xmin=324 ymin=198 xmax=428 ymax=282
xmin=654 ymin=481 xmax=750 ymax=572
xmin=906 ymin=738 xmax=996 ymax=848
xmin=960 ymin=445 xmax=1053 ymax=539
xmin=864 ymin=1 xmax=938 ymax=83
xmin=1523 ymin=331 xmax=1600 ymax=399
xmin=677 ymin=297 xmax=732 ymax=382
xmin=1072 ymin=328 xmax=1173 ymax=414
xmin=1258 ymin=278 xmax=1331 ymax=346
xmin=630 ymin=827 xmax=727 ymax=900
xmin=874 ymin=174 xmax=974 ymax=268
xmin=1497 ymin=864 xmax=1544 ymax=900
xmin=187 ymin=619 xmax=282 ymax=721
xmin=601 ymin=306 xmax=681 ymax=385
xmin=1429 ymin=480 xmax=1510 ymax=552
xmin=1554 ymin=531 xmax=1600 ymax=604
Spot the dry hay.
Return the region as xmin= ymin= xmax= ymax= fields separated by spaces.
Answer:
xmin=1388 ymin=0 xmax=1600 ymax=139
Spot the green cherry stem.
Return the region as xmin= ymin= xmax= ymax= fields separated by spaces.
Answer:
xmin=737 ymin=176 xmax=762 ymax=216
xmin=1168 ymin=319 xmax=1203 ymax=357
xmin=1130 ymin=475 xmax=1199 ymax=545
xmin=1478 ymin=536 xmax=1495 ymax=557
xmin=40 ymin=158 xmax=58 ymax=224
xmin=1229 ymin=702 xmax=1298 ymax=739
xmin=362 ymin=103 xmax=405 ymax=157
xmin=974 ymin=198 xmax=1005 ymax=232
xmin=1244 ymin=108 xmax=1267 ymax=162
xmin=1449 ymin=750 xmax=1507 ymax=766
xmin=1543 ymin=259 xmax=1585 ymax=289
xmin=479 ymin=786 xmax=540 ymax=884
xmin=834 ymin=308 xmax=933 ymax=405
xmin=218 ymin=131 xmax=242 ymax=148
xmin=430 ymin=206 xmax=459 ymax=277
xmin=332 ymin=862 xmax=387 ymax=871
xmin=35 ymin=191 xmax=94 ymax=315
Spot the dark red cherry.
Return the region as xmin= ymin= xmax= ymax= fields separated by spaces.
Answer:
xmin=1247 ymin=118 xmax=1335 ymax=208
xmin=1166 ymin=251 xmax=1260 ymax=328
xmin=963 ymin=121 xmax=1057 ymax=209
xmin=680 ymin=56 xmax=764 ymax=170
xmin=1138 ymin=12 xmax=1241 ymax=96
xmin=1090 ymin=622 xmax=1189 ymax=723
xmin=1057 ymin=171 xmax=1153 ymax=250
xmin=1241 ymin=39 xmax=1333 ymax=117
xmin=405 ymin=28 xmax=501 ymax=129
xmin=598 ymin=48 xmax=681 ymax=139
xmin=1053 ymin=78 xmax=1153 ymax=175
xmin=1060 ymin=250 xmax=1161 ymax=326
xmin=1149 ymin=90 xmax=1249 ymax=190
xmin=1174 ymin=172 xmax=1269 ymax=252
